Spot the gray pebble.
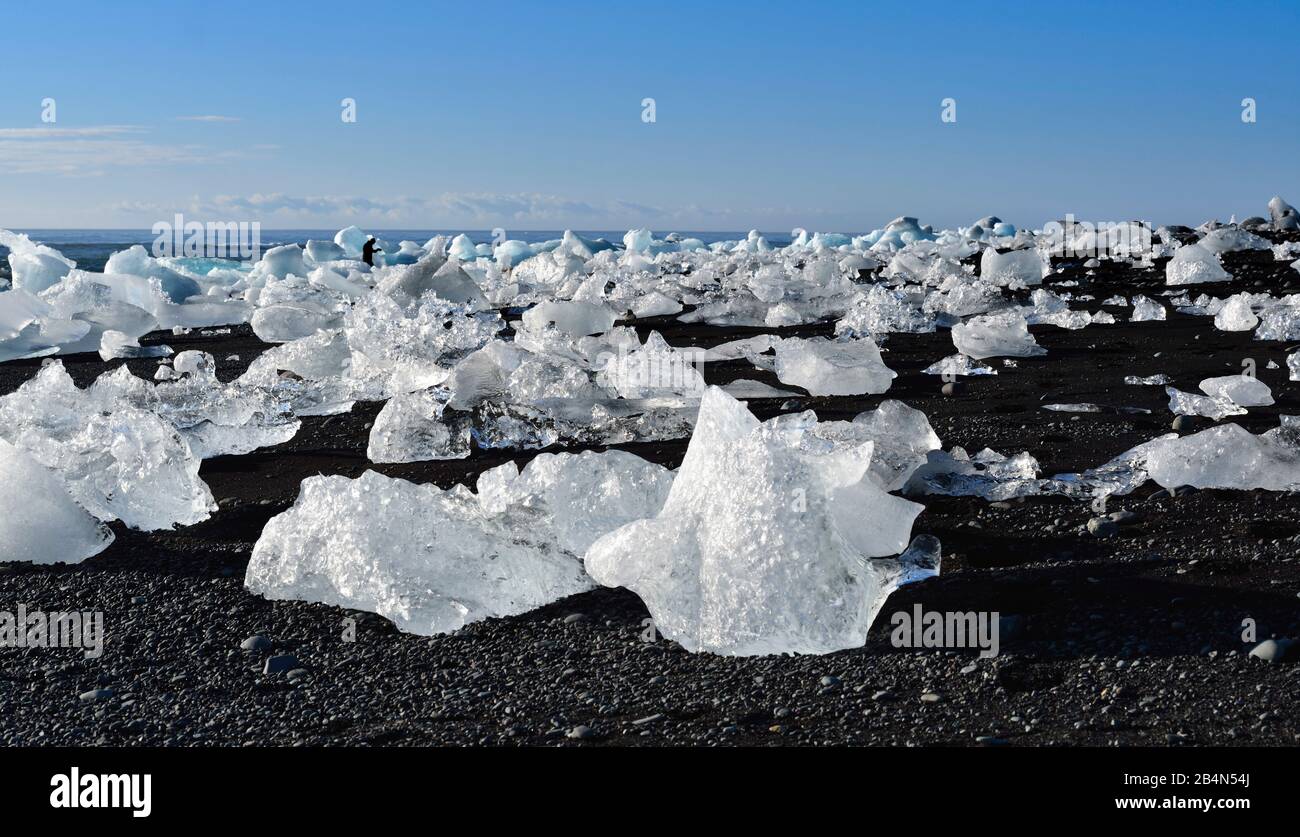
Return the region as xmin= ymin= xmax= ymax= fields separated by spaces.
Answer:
xmin=263 ymin=654 xmax=301 ymax=675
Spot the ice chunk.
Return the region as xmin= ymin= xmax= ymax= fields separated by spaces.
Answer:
xmin=366 ymin=387 xmax=472 ymax=463
xmin=344 ymin=293 xmax=503 ymax=397
xmin=1142 ymin=421 xmax=1300 ymax=491
xmin=1199 ymin=374 xmax=1273 ymax=407
xmin=808 ymin=399 xmax=942 ymax=492
xmin=1200 ymin=227 xmax=1270 ymax=254
xmin=950 ymin=311 xmax=1046 ymax=359
xmin=1130 ymin=295 xmax=1166 ymax=322
xmin=1043 ymin=403 xmax=1102 ymax=413
xmin=979 ymin=247 xmax=1045 ymax=287
xmin=250 ymin=303 xmax=340 ymax=343
xmin=520 ymin=300 xmax=616 ymax=337
xmin=905 ymin=447 xmax=1044 ymax=501
xmin=622 ymin=228 xmax=654 ymax=254
xmin=837 ymin=285 xmax=935 ymax=336
xmin=0 ymin=230 xmax=76 ymax=293
xmin=628 ymin=291 xmax=683 ymax=318
xmin=333 ymin=226 xmax=368 ymax=258
xmin=447 ymin=234 xmax=478 ymax=262
xmin=1214 ymin=293 xmax=1259 ymax=331
xmin=1125 ymin=373 xmax=1171 ymax=385
xmin=104 ymin=245 xmax=202 ymax=303
xmin=922 ymin=353 xmax=997 ymax=376
xmin=1165 ymin=243 xmax=1231 ymax=285
xmin=584 ymin=387 xmax=929 ymax=656
xmin=0 ymin=367 xmax=215 ymax=531
xmin=774 ymin=336 xmax=895 ymax=396
xmin=1166 ymin=386 xmax=1247 ymax=420
xmin=255 ymin=244 xmax=309 ymax=280
xmin=0 ymin=440 xmax=114 ymax=564
xmin=247 ymin=451 xmax=672 ymax=635
xmin=596 ymin=331 xmax=706 ymax=399
xmin=98 ymin=330 xmax=172 ymax=361
xmin=720 ymin=379 xmax=802 ymax=399
xmin=1255 ymin=303 xmax=1300 ymax=341
xmin=305 ymin=239 xmax=346 ymax=263
xmin=378 ymin=257 xmax=487 ymax=309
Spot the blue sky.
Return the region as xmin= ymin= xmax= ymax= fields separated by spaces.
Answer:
xmin=1 ymin=0 xmax=1296 ymax=231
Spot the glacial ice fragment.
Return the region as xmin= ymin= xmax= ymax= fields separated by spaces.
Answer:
xmin=584 ymin=387 xmax=929 ymax=656
xmin=1214 ymin=293 xmax=1259 ymax=331
xmin=1165 ymin=243 xmax=1231 ymax=285
xmin=1166 ymin=386 xmax=1247 ymax=420
xmin=922 ymin=353 xmax=997 ymax=377
xmin=247 ymin=451 xmax=673 ymax=635
xmin=1199 ymin=375 xmax=1273 ymax=407
xmin=1130 ymin=295 xmax=1166 ymax=322
xmin=0 ymin=440 xmax=114 ymax=564
xmin=950 ymin=311 xmax=1046 ymax=360
xmin=774 ymin=336 xmax=895 ymax=396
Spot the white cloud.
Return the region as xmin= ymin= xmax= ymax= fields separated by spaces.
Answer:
xmin=0 ymin=125 xmax=144 ymax=138
xmin=174 ymin=115 xmax=241 ymax=123
xmin=190 ymin=191 xmax=762 ymax=228
xmin=0 ymin=124 xmax=256 ymax=175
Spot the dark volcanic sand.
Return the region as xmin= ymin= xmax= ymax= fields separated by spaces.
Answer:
xmin=3 ymin=239 xmax=1300 ymax=747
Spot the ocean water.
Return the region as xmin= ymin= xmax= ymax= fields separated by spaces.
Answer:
xmin=7 ymin=229 xmax=797 ymax=274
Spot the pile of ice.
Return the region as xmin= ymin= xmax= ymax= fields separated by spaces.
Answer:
xmin=0 ymin=355 xmax=306 ymax=533
xmin=0 ymin=231 xmax=251 ymax=362
xmin=910 ymin=415 xmax=1300 ymax=504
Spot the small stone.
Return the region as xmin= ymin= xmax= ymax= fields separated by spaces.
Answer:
xmin=566 ymin=725 xmax=595 ymax=740
xmin=263 ymin=654 xmax=301 ymax=675
xmin=1107 ymin=510 xmax=1142 ymax=526
xmin=1249 ymin=638 xmax=1297 ymax=663
xmin=1171 ymin=415 xmax=1193 ymax=432
xmin=920 ymin=692 xmax=942 ymax=703
xmin=79 ymin=688 xmax=113 ymax=703
xmin=872 ymin=690 xmax=895 ymax=702
xmin=562 ymin=613 xmax=588 ymax=624
xmin=819 ymin=675 xmax=841 ymax=688
xmin=941 ymin=381 xmax=966 ymax=397
xmin=1087 ymin=518 xmax=1119 ymax=538
xmin=240 ymin=635 xmax=272 ymax=652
